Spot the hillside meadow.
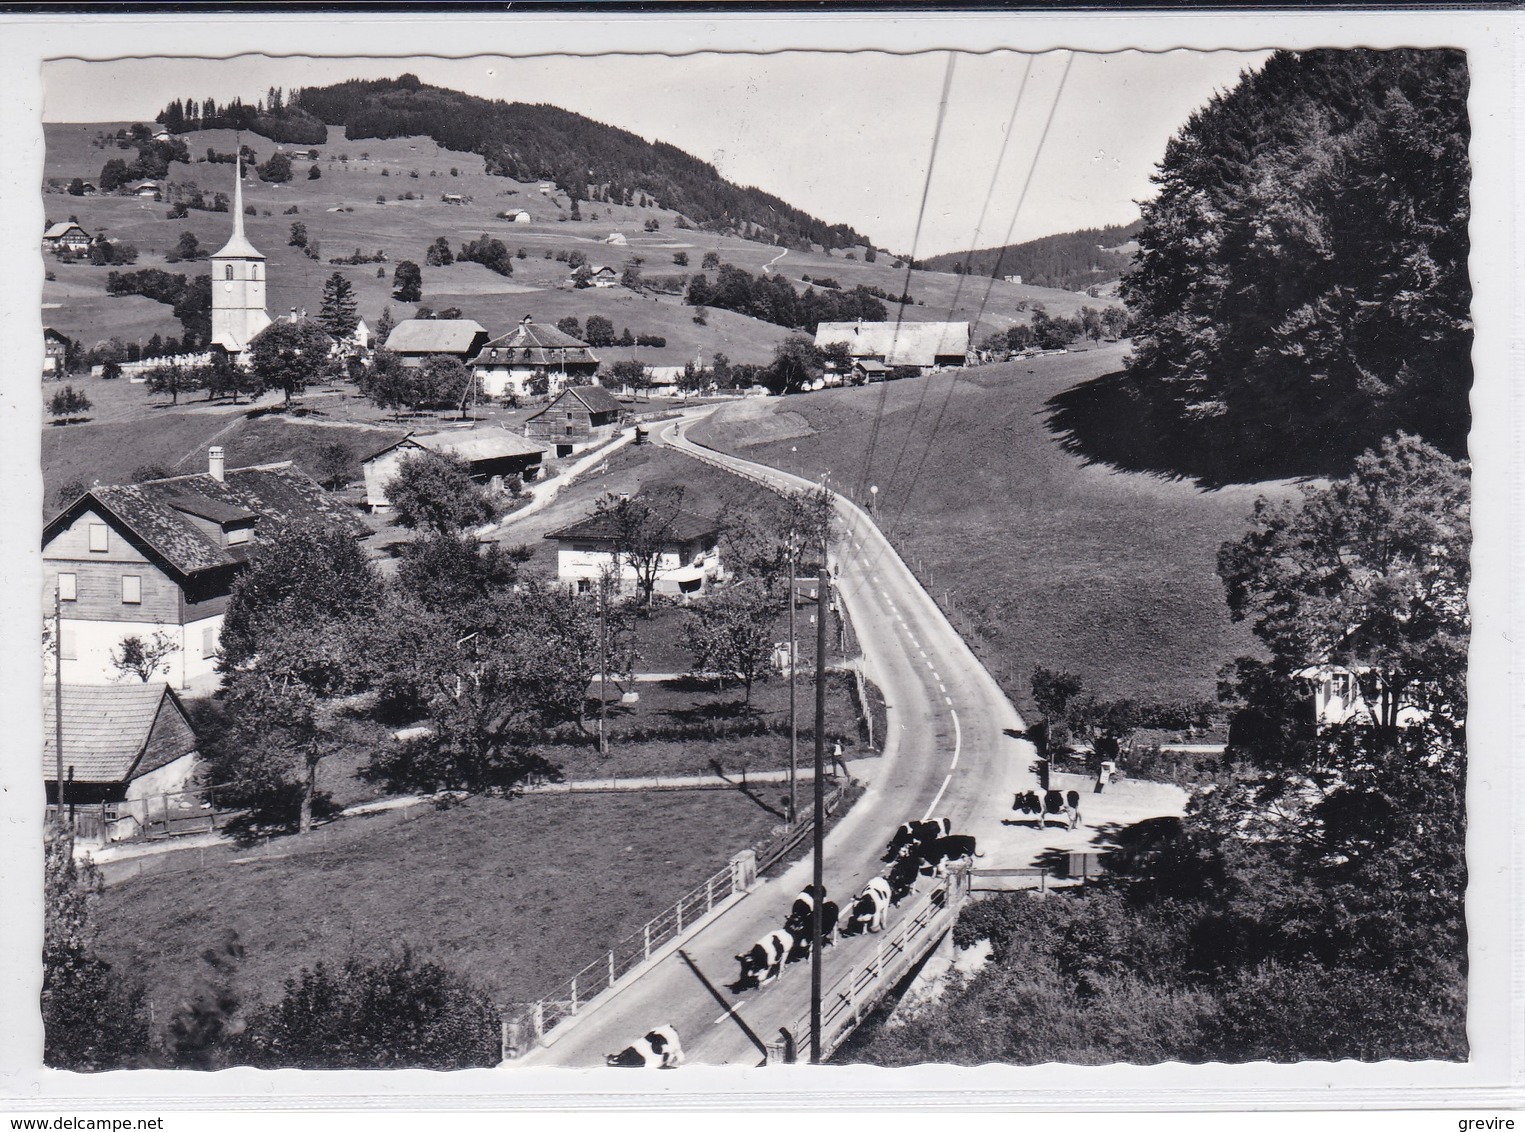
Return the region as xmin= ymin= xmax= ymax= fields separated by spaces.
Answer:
xmin=690 ymin=341 xmax=1303 ymax=713
xmin=43 ymin=123 xmax=1114 ymax=367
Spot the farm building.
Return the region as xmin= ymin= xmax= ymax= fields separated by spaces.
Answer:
xmin=470 ymin=317 xmax=600 ymax=400
xmin=42 ymin=448 xmax=364 ymax=690
xmin=603 ymin=232 xmax=628 ymax=246
xmin=44 ymin=682 xmax=199 ymax=842
xmin=362 ymin=427 xmax=547 ymax=511
xmin=130 ymin=180 xmax=161 ymax=198
xmin=814 ymin=320 xmax=971 ymax=376
xmin=510 ymin=210 xmax=532 ymax=224
xmin=42 ymin=221 xmax=91 ymax=253
xmin=1297 ymin=663 xmax=1431 ymax=733
xmin=545 ymin=506 xmax=724 ymax=597
xmin=384 ymin=318 xmax=490 ymax=367
xmin=524 ymin=385 xmax=626 ymax=458
xmin=43 ymin=327 xmax=70 ymax=379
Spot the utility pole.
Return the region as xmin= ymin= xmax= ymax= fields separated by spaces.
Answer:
xmin=53 ymin=586 xmax=65 ymax=830
xmin=598 ymin=571 xmax=610 ymax=757
xmin=787 ymin=542 xmax=798 ymax=827
xmin=810 ymin=565 xmax=829 ymax=1064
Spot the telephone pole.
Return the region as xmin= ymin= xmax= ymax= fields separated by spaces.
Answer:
xmin=787 ymin=544 xmax=798 ymax=826
xmin=54 ymin=586 xmax=65 ymax=830
xmin=598 ymin=571 xmax=610 ymax=757
xmin=809 ymin=565 xmax=829 ymax=1064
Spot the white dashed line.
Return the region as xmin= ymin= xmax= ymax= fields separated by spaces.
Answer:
xmin=923 ymin=774 xmax=952 ymax=820
xmin=949 ymin=708 xmax=962 ymax=768
xmin=918 ymin=649 xmax=927 ymax=658
xmin=945 ymin=696 xmax=953 ymax=707
xmin=938 ymin=682 xmax=946 ymax=693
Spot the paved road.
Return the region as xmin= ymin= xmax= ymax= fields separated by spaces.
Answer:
xmin=514 ymin=407 xmax=1040 ymax=1067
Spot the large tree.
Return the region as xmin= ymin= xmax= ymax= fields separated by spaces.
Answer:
xmin=589 ymin=487 xmax=688 ymax=610
xmin=384 ymin=449 xmax=497 ymax=535
xmin=392 ymin=260 xmax=423 ymax=303
xmin=318 ymin=272 xmax=359 ymax=338
xmin=1120 ymin=49 xmax=1471 ymax=476
xmin=682 ymin=580 xmax=779 ymax=711
xmin=248 ymin=318 xmax=340 ymax=406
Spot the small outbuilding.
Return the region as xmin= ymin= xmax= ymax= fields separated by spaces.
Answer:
xmin=524 ymin=385 xmax=626 ymax=458
xmin=363 ymin=427 xmax=547 ymax=510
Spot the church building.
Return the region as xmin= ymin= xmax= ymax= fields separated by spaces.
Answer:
xmin=210 ymin=157 xmax=272 ymax=361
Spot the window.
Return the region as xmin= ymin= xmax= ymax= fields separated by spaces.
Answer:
xmin=202 ymin=625 xmax=220 ymax=660
xmin=88 ymin=522 xmax=108 ymax=552
xmin=576 ymin=579 xmax=592 ymax=595
xmin=225 ymin=264 xmax=233 ymax=280
xmin=57 ymin=573 xmax=77 ymax=601
xmin=121 ymin=575 xmax=141 ymax=604
xmin=59 ymin=629 xmax=76 ymax=661
xmin=227 ymin=526 xmax=251 ymax=546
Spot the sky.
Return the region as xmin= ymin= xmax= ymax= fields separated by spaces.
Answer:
xmin=42 ymin=49 xmax=1268 ymax=261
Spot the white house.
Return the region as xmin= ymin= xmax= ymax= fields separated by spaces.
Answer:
xmin=545 ymin=507 xmax=724 ymax=597
xmin=814 ymin=320 xmax=971 ymax=377
xmin=1298 ymin=664 xmax=1431 ymax=732
xmin=469 ymin=316 xmax=600 ymax=399
xmin=603 ymin=232 xmax=628 ymax=246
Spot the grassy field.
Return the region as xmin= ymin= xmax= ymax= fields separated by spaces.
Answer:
xmin=689 ymin=342 xmax=1303 ymax=714
xmin=92 ymin=790 xmax=791 ymax=1022
xmin=44 ymin=123 xmax=1115 ymax=366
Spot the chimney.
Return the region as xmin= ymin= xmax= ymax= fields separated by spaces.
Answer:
xmin=209 ymin=446 xmax=225 ymax=482
xmin=523 ymin=315 xmax=533 ymax=326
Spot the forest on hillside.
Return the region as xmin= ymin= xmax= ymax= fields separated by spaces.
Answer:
xmin=157 ymin=75 xmax=867 ymax=251
xmin=920 ymin=221 xmax=1142 ymax=291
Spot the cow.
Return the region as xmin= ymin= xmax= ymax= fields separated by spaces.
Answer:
xmin=881 ymin=818 xmax=953 ymax=862
xmin=841 ymin=880 xmax=891 ymax=936
xmin=787 ymin=884 xmax=827 ymax=925
xmin=734 ymin=929 xmax=792 ymax=989
xmin=605 ymin=1026 xmax=684 ymax=1069
xmin=1012 ymin=791 xmax=1043 ymax=819
xmin=911 ymin=834 xmax=982 ymax=877
xmin=884 ymin=855 xmax=922 ymax=903
xmin=783 ymin=900 xmax=839 ymax=960
xmin=1040 ymin=789 xmax=1082 ymax=830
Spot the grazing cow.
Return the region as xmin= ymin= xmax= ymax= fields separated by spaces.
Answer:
xmin=884 ymin=855 xmax=922 ymax=903
xmin=842 ymin=882 xmax=891 ymax=936
xmin=1012 ymin=791 xmax=1043 ymax=818
xmin=788 ymin=884 xmax=827 ymax=925
xmin=881 ymin=818 xmax=953 ymax=862
xmin=605 ymin=1026 xmax=684 ymax=1068
xmin=734 ymin=929 xmax=793 ymax=989
xmin=783 ymin=900 xmax=839 ymax=960
xmin=912 ymin=834 xmax=982 ymax=877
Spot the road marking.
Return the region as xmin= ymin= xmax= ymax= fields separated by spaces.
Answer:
xmin=923 ymin=774 xmax=952 ymax=820
xmin=715 ymin=1002 xmax=744 ymax=1024
xmin=944 ymin=696 xmax=953 ymax=706
xmin=938 ymin=682 xmax=946 ymax=693
xmin=918 ymin=649 xmax=927 ymax=658
xmin=949 ymin=708 xmax=962 ymax=768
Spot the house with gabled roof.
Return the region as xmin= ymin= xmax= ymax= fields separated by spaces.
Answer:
xmin=384 ymin=318 xmax=490 ymax=368
xmin=44 ymin=682 xmax=199 ymax=841
xmin=42 ymin=447 xmax=365 ymax=690
xmin=363 ymin=427 xmax=547 ymax=511
xmin=524 ymin=384 xmax=626 ymax=458
xmin=814 ymin=319 xmax=970 ymax=377
xmin=470 ymin=316 xmax=600 ymax=399
xmin=42 ymin=221 xmax=91 ymax=253
xmin=546 ymin=506 xmax=724 ymax=597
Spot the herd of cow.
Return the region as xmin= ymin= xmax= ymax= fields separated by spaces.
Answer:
xmin=731 ymin=817 xmax=981 ymax=991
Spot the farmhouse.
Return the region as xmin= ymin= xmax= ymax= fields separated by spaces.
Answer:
xmin=363 ymin=427 xmax=547 ymax=511
xmin=44 ymin=682 xmax=199 ymax=842
xmin=510 ymin=210 xmax=532 ymax=224
xmin=42 ymin=448 xmax=364 ymax=689
xmin=43 ymin=327 xmax=70 ymax=378
xmin=470 ymin=316 xmax=600 ymax=399
xmin=42 ymin=221 xmax=91 ymax=253
xmin=603 ymin=232 xmax=628 ymax=246
xmin=1298 ymin=664 xmax=1431 ymax=732
xmin=814 ymin=320 xmax=971 ymax=376
xmin=385 ymin=318 xmax=491 ymax=367
xmin=131 ymin=180 xmax=161 ymax=198
xmin=524 ymin=385 xmax=625 ymax=458
xmin=546 ymin=506 xmax=724 ymax=597
xmin=571 ymin=265 xmax=620 ymax=289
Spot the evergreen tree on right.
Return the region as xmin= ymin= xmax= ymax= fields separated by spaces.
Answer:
xmin=1119 ymin=49 xmax=1471 ymax=479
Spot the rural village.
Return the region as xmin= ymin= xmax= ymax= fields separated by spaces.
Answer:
xmin=35 ymin=50 xmax=1471 ymax=1076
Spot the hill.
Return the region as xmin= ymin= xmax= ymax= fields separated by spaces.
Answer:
xmin=156 ymin=74 xmax=867 ymax=252
xmin=920 ymin=220 xmax=1143 ymax=292
xmin=689 ymin=342 xmax=1300 ymax=714
xmin=43 ymin=124 xmax=1115 ymax=369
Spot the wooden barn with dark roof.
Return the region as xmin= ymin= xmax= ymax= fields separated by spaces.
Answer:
xmin=524 ymin=384 xmax=626 ymax=458
xmin=42 ymin=447 xmax=365 ymax=691
xmin=44 ymin=682 xmax=199 ymax=841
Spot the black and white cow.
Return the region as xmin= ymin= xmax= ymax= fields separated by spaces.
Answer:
xmin=605 ymin=1026 xmax=684 ymax=1068
xmin=787 ymin=884 xmax=827 ymax=925
xmin=783 ymin=900 xmax=839 ymax=960
xmin=841 ymin=877 xmax=893 ymax=936
xmin=734 ymin=929 xmax=793 ymax=989
xmin=911 ymin=834 xmax=983 ymax=877
xmin=1012 ymin=791 xmax=1043 ymax=819
xmin=884 ymin=855 xmax=923 ymax=903
xmin=1042 ymin=789 xmax=1081 ymax=830
xmin=881 ymin=818 xmax=953 ymax=862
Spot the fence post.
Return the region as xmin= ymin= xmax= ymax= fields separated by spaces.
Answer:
xmin=643 ymin=922 xmax=651 ymax=962
xmin=532 ymin=1001 xmax=545 ymax=1043
xmin=675 ymin=897 xmax=684 ymax=934
xmin=730 ymin=849 xmax=758 ymax=893
xmin=608 ymin=950 xmax=616 ymax=989
xmin=705 ymin=874 xmax=714 ymax=912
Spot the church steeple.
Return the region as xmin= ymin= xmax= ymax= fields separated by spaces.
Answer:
xmin=210 ymin=152 xmax=271 ymax=355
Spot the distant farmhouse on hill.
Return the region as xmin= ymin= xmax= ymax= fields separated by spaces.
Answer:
xmin=814 ymin=320 xmax=970 ymax=379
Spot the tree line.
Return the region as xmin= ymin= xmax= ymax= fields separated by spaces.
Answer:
xmin=920 ymin=220 xmax=1142 ymax=291
xmin=685 ymin=261 xmax=890 ymax=333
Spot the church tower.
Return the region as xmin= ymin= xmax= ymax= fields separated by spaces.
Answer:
xmin=210 ymin=155 xmax=271 ymax=358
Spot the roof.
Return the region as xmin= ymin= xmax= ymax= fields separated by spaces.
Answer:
xmin=43 ymin=222 xmax=88 ymax=240
xmin=44 ymin=464 xmax=364 ymax=579
xmin=814 ymin=321 xmax=971 ymax=367
xmin=43 ymin=683 xmax=197 ymax=785
xmin=544 ymin=384 xmax=623 ymax=416
xmin=367 ymin=427 xmax=546 ymax=465
xmin=472 ymin=320 xmax=599 ymax=368
xmin=386 ymin=319 xmax=489 ymax=355
xmin=547 ymin=506 xmax=721 ymax=545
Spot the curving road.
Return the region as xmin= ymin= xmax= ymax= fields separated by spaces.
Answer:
xmin=514 ymin=406 xmax=1040 ymax=1067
